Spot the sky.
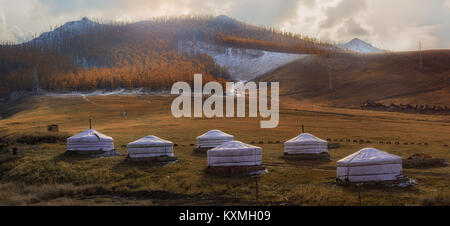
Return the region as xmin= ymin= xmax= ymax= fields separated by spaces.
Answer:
xmin=0 ymin=0 xmax=449 ymax=51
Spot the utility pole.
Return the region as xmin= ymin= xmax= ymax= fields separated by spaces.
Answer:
xmin=419 ymin=41 xmax=423 ymax=70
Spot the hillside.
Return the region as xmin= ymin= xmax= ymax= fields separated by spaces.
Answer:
xmin=256 ymin=50 xmax=450 ymax=107
xmin=179 ymin=41 xmax=306 ymax=81
xmin=0 ymin=15 xmax=338 ymax=98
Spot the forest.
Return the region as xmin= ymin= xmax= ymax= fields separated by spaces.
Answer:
xmin=0 ymin=15 xmax=340 ymax=98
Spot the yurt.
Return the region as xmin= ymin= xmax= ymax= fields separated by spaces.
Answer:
xmin=337 ymin=148 xmax=404 ymax=184
xmin=67 ymin=129 xmax=114 ymax=154
xmin=206 ymin=141 xmax=265 ymax=175
xmin=196 ymin=130 xmax=234 ymax=152
xmin=127 ymin=135 xmax=176 ymax=161
xmin=283 ymin=133 xmax=330 ymax=160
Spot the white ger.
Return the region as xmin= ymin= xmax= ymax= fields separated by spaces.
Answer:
xmin=67 ymin=129 xmax=114 ymax=153
xmin=284 ymin=133 xmax=328 ymax=155
xmin=127 ymin=135 xmax=174 ymax=158
xmin=337 ymin=148 xmax=403 ymax=183
xmin=197 ymin=130 xmax=234 ymax=149
xmin=207 ymin=141 xmax=262 ymax=167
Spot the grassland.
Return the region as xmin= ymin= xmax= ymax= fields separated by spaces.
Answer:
xmin=0 ymin=95 xmax=449 ymax=206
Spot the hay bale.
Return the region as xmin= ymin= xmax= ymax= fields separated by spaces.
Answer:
xmin=47 ymin=124 xmax=59 ymax=132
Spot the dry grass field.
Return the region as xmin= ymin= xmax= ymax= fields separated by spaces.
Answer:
xmin=0 ymin=94 xmax=448 ymax=206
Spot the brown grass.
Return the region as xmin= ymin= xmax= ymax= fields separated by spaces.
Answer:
xmin=0 ymin=95 xmax=448 ymax=205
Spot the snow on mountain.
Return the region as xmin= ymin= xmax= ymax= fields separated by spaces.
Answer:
xmin=179 ymin=41 xmax=307 ymax=81
xmin=28 ymin=17 xmax=98 ymax=45
xmin=338 ymin=38 xmax=385 ymax=53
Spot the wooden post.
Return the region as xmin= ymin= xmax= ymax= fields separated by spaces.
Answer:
xmin=89 ymin=119 xmax=92 ymax=129
xmin=255 ymin=176 xmax=259 ymax=202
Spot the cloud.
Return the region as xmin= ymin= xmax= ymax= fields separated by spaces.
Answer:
xmin=337 ymin=19 xmax=369 ymax=37
xmin=320 ymin=0 xmax=368 ymax=29
xmin=0 ymin=0 xmax=449 ymax=51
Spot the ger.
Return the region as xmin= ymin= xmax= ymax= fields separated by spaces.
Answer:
xmin=170 ymin=74 xmax=279 ymax=128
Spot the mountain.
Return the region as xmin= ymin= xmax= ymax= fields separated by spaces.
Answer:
xmin=30 ymin=17 xmax=99 ymax=45
xmin=0 ymin=15 xmax=337 ymax=97
xmin=338 ymin=38 xmax=385 ymax=53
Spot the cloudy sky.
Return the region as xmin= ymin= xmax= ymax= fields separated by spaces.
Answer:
xmin=0 ymin=0 xmax=449 ymax=51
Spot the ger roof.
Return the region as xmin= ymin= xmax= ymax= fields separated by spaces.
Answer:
xmin=285 ymin=133 xmax=327 ymax=144
xmin=127 ymin=135 xmax=173 ymax=148
xmin=337 ymin=148 xmax=402 ymax=167
xmin=197 ymin=130 xmax=233 ymax=139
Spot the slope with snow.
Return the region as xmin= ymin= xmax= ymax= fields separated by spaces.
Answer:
xmin=179 ymin=41 xmax=307 ymax=81
xmin=29 ymin=17 xmax=98 ymax=45
xmin=338 ymin=38 xmax=385 ymax=53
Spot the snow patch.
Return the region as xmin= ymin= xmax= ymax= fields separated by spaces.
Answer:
xmin=179 ymin=41 xmax=308 ymax=81
xmin=338 ymin=38 xmax=385 ymax=53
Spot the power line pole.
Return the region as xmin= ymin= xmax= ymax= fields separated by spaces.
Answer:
xmin=419 ymin=41 xmax=423 ymax=70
